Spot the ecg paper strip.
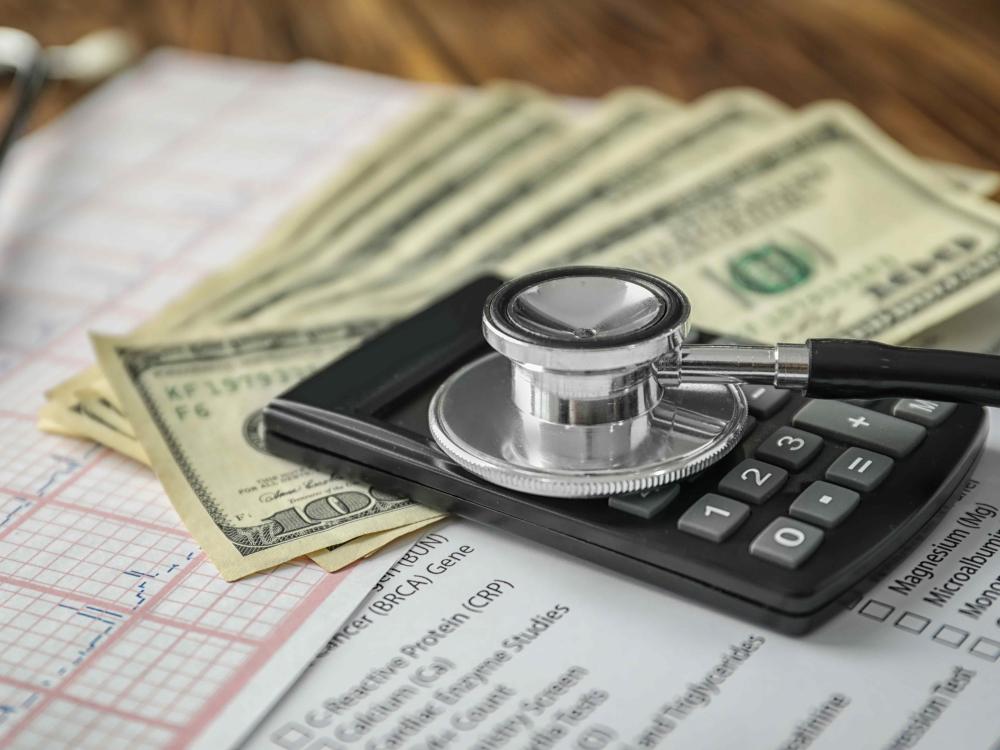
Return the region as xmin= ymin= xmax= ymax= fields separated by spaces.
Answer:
xmin=0 ymin=49 xmax=429 ymax=749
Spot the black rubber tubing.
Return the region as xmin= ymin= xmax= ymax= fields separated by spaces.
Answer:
xmin=806 ymin=338 xmax=1000 ymax=406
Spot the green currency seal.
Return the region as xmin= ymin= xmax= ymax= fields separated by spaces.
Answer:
xmin=727 ymin=242 xmax=815 ymax=295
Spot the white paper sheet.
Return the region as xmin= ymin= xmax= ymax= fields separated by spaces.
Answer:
xmin=245 ymin=411 xmax=1000 ymax=749
xmin=0 ymin=49 xmax=434 ymax=750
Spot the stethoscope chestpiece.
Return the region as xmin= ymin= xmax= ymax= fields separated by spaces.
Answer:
xmin=429 ymin=267 xmax=751 ymax=498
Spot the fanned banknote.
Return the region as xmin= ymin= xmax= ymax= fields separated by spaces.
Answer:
xmin=499 ymin=102 xmax=1000 ymax=343
xmin=93 ymin=321 xmax=442 ymax=579
xmin=39 ymin=77 xmax=1000 ymax=580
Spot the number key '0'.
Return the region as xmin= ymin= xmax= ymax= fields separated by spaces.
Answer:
xmin=750 ymin=517 xmax=824 ymax=569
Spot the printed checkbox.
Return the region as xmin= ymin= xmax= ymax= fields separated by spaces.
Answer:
xmin=859 ymin=599 xmax=895 ymax=622
xmin=969 ymin=637 xmax=1000 ymax=662
xmin=932 ymin=624 xmax=968 ymax=648
xmin=894 ymin=611 xmax=930 ymax=634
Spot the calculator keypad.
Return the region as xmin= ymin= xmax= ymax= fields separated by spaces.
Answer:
xmin=619 ymin=393 xmax=961 ymax=573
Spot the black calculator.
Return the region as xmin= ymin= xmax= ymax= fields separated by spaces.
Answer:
xmin=264 ymin=276 xmax=988 ymax=634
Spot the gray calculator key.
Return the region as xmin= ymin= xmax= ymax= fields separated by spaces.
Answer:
xmin=892 ymin=398 xmax=956 ymax=427
xmin=609 ymin=484 xmax=680 ymax=519
xmin=792 ymin=400 xmax=925 ymax=457
xmin=756 ymin=427 xmax=823 ymax=470
xmin=789 ymin=481 xmax=860 ymax=528
xmin=750 ymin=517 xmax=824 ymax=569
xmin=677 ymin=494 xmax=750 ymax=542
xmin=740 ymin=384 xmax=792 ymax=418
xmin=826 ymin=448 xmax=893 ymax=492
xmin=718 ymin=459 xmax=787 ymax=504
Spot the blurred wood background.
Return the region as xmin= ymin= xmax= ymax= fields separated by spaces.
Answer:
xmin=1 ymin=0 xmax=998 ymax=170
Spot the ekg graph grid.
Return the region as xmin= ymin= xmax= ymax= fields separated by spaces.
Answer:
xmin=0 ymin=50 xmax=423 ymax=749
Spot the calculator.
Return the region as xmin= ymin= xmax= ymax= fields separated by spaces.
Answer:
xmin=264 ymin=276 xmax=988 ymax=634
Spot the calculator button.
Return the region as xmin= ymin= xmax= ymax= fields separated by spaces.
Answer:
xmin=789 ymin=481 xmax=860 ymax=528
xmin=718 ymin=459 xmax=788 ymax=504
xmin=892 ymin=398 xmax=956 ymax=427
xmin=608 ymin=484 xmax=679 ymax=519
xmin=825 ymin=448 xmax=893 ymax=492
xmin=740 ymin=384 xmax=792 ymax=418
xmin=677 ymin=494 xmax=750 ymax=542
xmin=750 ymin=517 xmax=824 ymax=569
xmin=755 ymin=427 xmax=823 ymax=470
xmin=792 ymin=400 xmax=925 ymax=457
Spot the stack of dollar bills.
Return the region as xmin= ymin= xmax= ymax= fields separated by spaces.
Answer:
xmin=37 ymin=82 xmax=1000 ymax=580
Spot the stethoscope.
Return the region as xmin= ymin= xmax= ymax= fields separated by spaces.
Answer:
xmin=0 ymin=27 xmax=136 ymax=176
xmin=428 ymin=266 xmax=1000 ymax=498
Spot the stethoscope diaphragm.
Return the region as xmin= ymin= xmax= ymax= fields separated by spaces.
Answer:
xmin=429 ymin=267 xmax=749 ymax=498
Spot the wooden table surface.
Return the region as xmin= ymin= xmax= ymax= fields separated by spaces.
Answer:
xmin=1 ymin=0 xmax=998 ymax=171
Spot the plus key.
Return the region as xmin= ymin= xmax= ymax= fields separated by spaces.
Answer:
xmin=792 ymin=400 xmax=925 ymax=458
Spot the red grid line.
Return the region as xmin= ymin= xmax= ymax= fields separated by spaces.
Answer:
xmin=0 ymin=84 xmax=385 ymax=394
xmin=0 ymin=576 xmax=131 ymax=616
xmin=0 ymin=411 xmax=42 ymax=421
xmin=0 ymin=675 xmax=47 ymax=695
xmin=0 ymin=551 xmax=209 ymax=747
xmin=42 ymin=498 xmax=189 ymax=539
xmin=172 ymin=570 xmax=349 ymax=749
xmin=0 ymin=79 xmax=278 ymax=387
xmin=50 ymin=695 xmax=180 ymax=733
xmin=0 ymin=283 xmax=99 ymax=310
xmin=0 ymin=59 xmax=418 ymax=749
xmin=39 ymin=446 xmax=110 ymax=500
xmin=136 ymin=613 xmax=259 ymax=647
xmin=3 ymin=67 xmax=278 ymax=247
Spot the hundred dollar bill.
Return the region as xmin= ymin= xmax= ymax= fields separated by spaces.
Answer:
xmin=904 ymin=292 xmax=1000 ymax=354
xmin=147 ymin=88 xmax=529 ymax=330
xmin=190 ymin=86 xmax=554 ymax=324
xmin=164 ymin=92 xmax=466 ymax=329
xmin=499 ymin=102 xmax=1000 ymax=344
xmin=76 ymin=389 xmax=136 ymax=437
xmin=93 ymin=320 xmax=441 ymax=580
xmin=46 ymin=381 xmax=438 ymax=572
xmin=311 ymin=517 xmax=445 ymax=573
xmin=41 ymin=88 xmax=529 ymax=429
xmin=38 ymin=398 xmax=150 ymax=465
xmin=218 ymin=99 xmax=568 ymax=324
xmin=42 ymin=383 xmax=432 ymax=573
xmin=258 ymin=88 xmax=680 ymax=318
xmin=930 ymin=160 xmax=1000 ymax=197
xmin=284 ymin=93 xmax=995 ymax=325
xmin=285 ymin=89 xmax=793 ymax=321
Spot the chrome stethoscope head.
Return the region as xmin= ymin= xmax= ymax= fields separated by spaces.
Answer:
xmin=429 ymin=266 xmax=1000 ymax=499
xmin=429 ymin=267 xmax=750 ymax=498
